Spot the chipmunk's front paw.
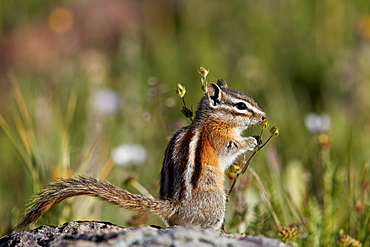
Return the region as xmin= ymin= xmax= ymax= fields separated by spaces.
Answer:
xmin=252 ymin=135 xmax=263 ymax=145
xmin=246 ymin=136 xmax=258 ymax=151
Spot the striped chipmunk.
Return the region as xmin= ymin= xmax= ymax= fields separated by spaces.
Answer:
xmin=16 ymin=78 xmax=266 ymax=230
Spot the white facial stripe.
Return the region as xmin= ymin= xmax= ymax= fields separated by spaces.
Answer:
xmin=245 ymin=102 xmax=264 ymax=115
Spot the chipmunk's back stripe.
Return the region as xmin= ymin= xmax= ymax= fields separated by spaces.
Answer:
xmin=160 ymin=128 xmax=188 ymax=200
xmin=159 ymin=142 xmax=175 ymax=200
xmin=191 ymin=132 xmax=203 ymax=190
xmin=177 ymin=126 xmax=196 ymax=200
xmin=184 ymin=128 xmax=199 ymax=199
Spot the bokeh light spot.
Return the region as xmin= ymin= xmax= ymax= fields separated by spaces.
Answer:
xmin=360 ymin=15 xmax=370 ymax=39
xmin=48 ymin=7 xmax=74 ymax=34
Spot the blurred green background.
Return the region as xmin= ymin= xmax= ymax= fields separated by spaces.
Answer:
xmin=0 ymin=0 xmax=369 ymax=245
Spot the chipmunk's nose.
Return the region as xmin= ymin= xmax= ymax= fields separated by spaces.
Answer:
xmin=262 ymin=115 xmax=266 ymax=120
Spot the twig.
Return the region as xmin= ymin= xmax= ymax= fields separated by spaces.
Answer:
xmin=228 ymin=134 xmax=274 ymax=197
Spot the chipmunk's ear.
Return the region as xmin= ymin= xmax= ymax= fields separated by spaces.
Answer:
xmin=216 ymin=79 xmax=228 ymax=89
xmin=207 ymin=83 xmax=223 ymax=107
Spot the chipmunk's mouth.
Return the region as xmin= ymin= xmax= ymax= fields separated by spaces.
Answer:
xmin=248 ymin=123 xmax=260 ymax=128
xmin=247 ymin=116 xmax=266 ymax=127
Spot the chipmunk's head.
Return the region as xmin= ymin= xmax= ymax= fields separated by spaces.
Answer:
xmin=202 ymin=79 xmax=266 ymax=130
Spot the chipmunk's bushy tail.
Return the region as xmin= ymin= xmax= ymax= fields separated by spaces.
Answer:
xmin=15 ymin=176 xmax=174 ymax=230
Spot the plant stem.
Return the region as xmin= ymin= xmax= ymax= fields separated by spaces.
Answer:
xmin=250 ymin=168 xmax=281 ymax=230
xmin=228 ymin=134 xmax=274 ymax=196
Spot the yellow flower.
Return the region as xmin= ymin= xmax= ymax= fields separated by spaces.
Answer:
xmin=260 ymin=118 xmax=269 ymax=129
xmin=339 ymin=235 xmax=362 ymax=247
xmin=198 ymin=67 xmax=209 ymax=77
xmin=229 ymin=164 xmax=240 ymax=173
xmin=270 ymin=124 xmax=280 ymax=136
xmin=176 ymin=83 xmax=186 ymax=98
xmin=278 ymin=226 xmax=297 ymax=242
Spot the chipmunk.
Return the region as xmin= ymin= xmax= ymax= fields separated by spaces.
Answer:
xmin=15 ymin=79 xmax=266 ymax=230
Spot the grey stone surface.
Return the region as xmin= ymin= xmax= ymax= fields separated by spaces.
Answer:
xmin=0 ymin=221 xmax=289 ymax=247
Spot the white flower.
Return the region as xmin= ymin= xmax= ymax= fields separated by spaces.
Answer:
xmin=91 ymin=89 xmax=122 ymax=114
xmin=304 ymin=113 xmax=331 ymax=133
xmin=111 ymin=144 xmax=147 ymax=166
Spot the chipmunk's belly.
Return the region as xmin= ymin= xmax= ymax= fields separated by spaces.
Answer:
xmin=167 ymin=190 xmax=226 ymax=228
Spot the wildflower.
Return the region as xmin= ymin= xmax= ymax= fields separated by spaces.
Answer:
xmin=176 ymin=83 xmax=186 ymax=98
xmin=198 ymin=67 xmax=209 ymax=77
xmin=304 ymin=113 xmax=331 ymax=133
xmin=269 ymin=124 xmax=279 ymax=136
xmin=278 ymin=226 xmax=298 ymax=242
xmin=339 ymin=235 xmax=362 ymax=247
xmin=198 ymin=66 xmax=209 ymax=92
xmin=111 ymin=144 xmax=147 ymax=166
xmin=91 ymin=89 xmax=122 ymax=114
xmin=260 ymin=118 xmax=269 ymax=129
xmin=229 ymin=164 xmax=240 ymax=174
xmin=318 ymin=133 xmax=332 ymax=149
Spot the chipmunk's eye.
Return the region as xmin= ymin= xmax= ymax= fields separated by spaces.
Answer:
xmin=235 ymin=102 xmax=248 ymax=110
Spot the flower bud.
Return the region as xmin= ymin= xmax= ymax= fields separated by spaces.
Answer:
xmin=270 ymin=124 xmax=280 ymax=136
xmin=225 ymin=170 xmax=236 ymax=180
xmin=229 ymin=164 xmax=240 ymax=173
xmin=260 ymin=118 xmax=269 ymax=129
xmin=318 ymin=133 xmax=331 ymax=149
xmin=123 ymin=174 xmax=138 ymax=186
xmin=176 ymin=83 xmax=186 ymax=98
xmin=198 ymin=67 xmax=209 ymax=77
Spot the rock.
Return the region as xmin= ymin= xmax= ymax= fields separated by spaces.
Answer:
xmin=0 ymin=221 xmax=289 ymax=247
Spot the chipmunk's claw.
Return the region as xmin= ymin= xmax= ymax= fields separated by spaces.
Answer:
xmin=252 ymin=135 xmax=263 ymax=145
